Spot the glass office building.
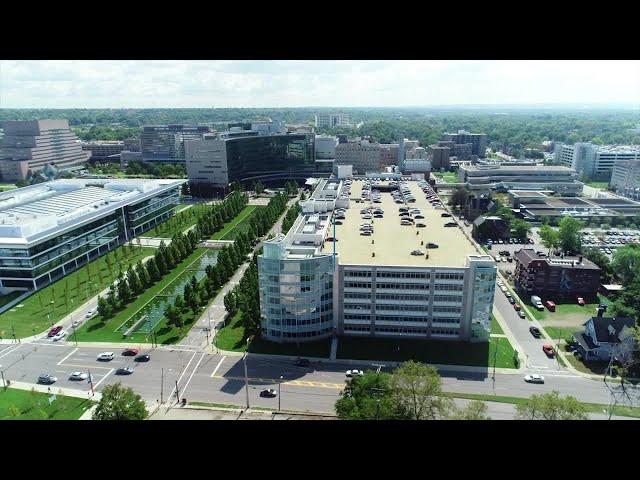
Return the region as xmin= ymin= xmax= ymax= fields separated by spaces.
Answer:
xmin=0 ymin=179 xmax=185 ymax=291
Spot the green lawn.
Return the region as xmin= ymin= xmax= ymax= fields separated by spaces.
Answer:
xmin=433 ymin=172 xmax=459 ymax=183
xmin=215 ymin=311 xmax=332 ymax=357
xmin=447 ymin=392 xmax=640 ymax=419
xmin=210 ymin=205 xmax=262 ymax=240
xmin=528 ymin=295 xmax=608 ymax=322
xmin=543 ymin=326 xmax=577 ymax=341
xmin=0 ymin=387 xmax=94 ymax=420
xmin=564 ymin=354 xmax=610 ymax=375
xmin=585 ymin=181 xmax=610 ymax=189
xmin=140 ymin=204 xmax=210 ymax=238
xmin=0 ymin=245 xmax=155 ymax=339
xmin=337 ymin=336 xmax=519 ymax=368
xmin=0 ymin=184 xmax=17 ymax=192
xmin=74 ymin=248 xmax=207 ymax=344
xmin=490 ymin=314 xmax=504 ymax=335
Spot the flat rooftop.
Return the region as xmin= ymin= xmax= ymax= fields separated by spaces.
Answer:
xmin=0 ymin=179 xmax=185 ymax=242
xmin=321 ymin=180 xmax=476 ymax=267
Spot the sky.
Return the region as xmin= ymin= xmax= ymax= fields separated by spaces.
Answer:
xmin=1 ymin=60 xmax=639 ymax=109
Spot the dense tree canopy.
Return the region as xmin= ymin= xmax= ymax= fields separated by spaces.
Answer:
xmin=92 ymin=383 xmax=148 ymax=420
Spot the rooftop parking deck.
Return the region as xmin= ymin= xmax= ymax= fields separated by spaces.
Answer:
xmin=321 ymin=180 xmax=477 ymax=267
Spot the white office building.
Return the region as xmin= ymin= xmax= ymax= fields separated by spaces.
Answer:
xmin=555 ymin=143 xmax=640 ymax=180
xmin=610 ymin=159 xmax=640 ymax=201
xmin=315 ymin=113 xmax=350 ymax=128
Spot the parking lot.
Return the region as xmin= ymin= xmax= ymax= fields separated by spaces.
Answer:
xmin=580 ymin=228 xmax=640 ymax=259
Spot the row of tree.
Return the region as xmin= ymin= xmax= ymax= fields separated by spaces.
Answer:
xmin=97 ymin=231 xmax=198 ymax=320
xmin=280 ymin=201 xmax=301 ymax=234
xmin=336 ymin=360 xmax=589 ymax=420
xmin=194 ymin=191 xmax=248 ymax=238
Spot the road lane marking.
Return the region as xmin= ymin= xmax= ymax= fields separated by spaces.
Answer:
xmin=180 ymin=351 xmax=206 ymax=398
xmin=0 ymin=344 xmax=22 ymax=359
xmin=167 ymin=350 xmax=198 ymax=402
xmin=57 ymin=347 xmax=79 ymax=366
xmin=212 ymin=375 xmax=344 ymax=390
xmin=92 ymin=368 xmax=114 ymax=389
xmin=62 ymin=363 xmax=113 ymax=371
xmin=211 ymin=356 xmax=226 ymax=378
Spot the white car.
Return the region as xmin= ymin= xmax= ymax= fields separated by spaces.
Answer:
xmin=346 ymin=370 xmax=364 ymax=377
xmin=52 ymin=330 xmax=67 ymax=341
xmin=524 ymin=374 xmax=545 ymax=384
xmin=72 ymin=319 xmax=82 ymax=328
xmin=86 ymin=309 xmax=96 ymax=318
xmin=97 ymin=352 xmax=115 ymax=361
xmin=411 ymin=249 xmax=425 ymax=256
xmin=69 ymin=371 xmax=88 ymax=381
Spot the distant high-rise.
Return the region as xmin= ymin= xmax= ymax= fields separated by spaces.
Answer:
xmin=315 ymin=113 xmax=350 ymax=128
xmin=140 ymin=124 xmax=210 ymax=163
xmin=442 ymin=130 xmax=488 ymax=158
xmin=554 ymin=142 xmax=640 ymax=180
xmin=0 ymin=119 xmax=90 ymax=182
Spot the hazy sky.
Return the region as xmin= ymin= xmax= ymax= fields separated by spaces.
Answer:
xmin=1 ymin=60 xmax=639 ymax=108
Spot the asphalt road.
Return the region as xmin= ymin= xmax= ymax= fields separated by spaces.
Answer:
xmin=2 ymin=342 xmax=638 ymax=415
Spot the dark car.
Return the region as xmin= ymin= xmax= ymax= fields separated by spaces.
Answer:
xmin=508 ymin=297 xmax=516 ymax=304
xmin=294 ymin=358 xmax=311 ymax=367
xmin=440 ymin=213 xmax=452 ymax=217
xmin=135 ymin=354 xmax=150 ymax=362
xmin=48 ymin=326 xmax=62 ymax=338
xmin=116 ymin=366 xmax=134 ymax=375
xmin=122 ymin=348 xmax=139 ymax=356
xmin=444 ymin=222 xmax=457 ymax=227
xmin=260 ymin=389 xmax=277 ymax=398
xmin=426 ymin=242 xmax=439 ymax=249
xmin=529 ymin=326 xmax=541 ymax=338
xmin=38 ymin=373 xmax=57 ymax=384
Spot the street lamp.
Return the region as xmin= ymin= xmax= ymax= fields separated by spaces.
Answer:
xmin=278 ymin=375 xmax=283 ymax=411
xmin=243 ymin=337 xmax=252 ymax=409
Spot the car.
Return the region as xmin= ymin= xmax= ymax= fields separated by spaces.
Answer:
xmin=400 ymin=220 xmax=412 ymax=226
xmin=508 ymin=297 xmax=516 ymax=304
xmin=294 ymin=358 xmax=311 ymax=367
xmin=577 ymin=297 xmax=585 ymax=306
xmin=411 ymin=249 xmax=425 ymax=256
xmin=116 ymin=366 xmax=134 ymax=375
xmin=542 ymin=344 xmax=555 ymax=357
xmin=52 ymin=330 xmax=67 ymax=341
xmin=260 ymin=388 xmax=278 ymax=398
xmin=346 ymin=370 xmax=364 ymax=377
xmin=529 ymin=326 xmax=541 ymax=338
xmin=426 ymin=242 xmax=439 ymax=249
xmin=440 ymin=213 xmax=452 ymax=217
xmin=69 ymin=372 xmax=88 ymax=381
xmin=122 ymin=348 xmax=139 ymax=356
xmin=518 ymin=311 xmax=526 ymax=319
xmin=48 ymin=326 xmax=62 ymax=338
xmin=97 ymin=352 xmax=115 ymax=361
xmin=334 ymin=220 xmax=343 ymax=225
xmin=545 ymin=300 xmax=556 ymax=312
xmin=513 ymin=303 xmax=521 ymax=311
xmin=414 ymin=215 xmax=425 ymax=219
xmin=38 ymin=374 xmax=57 ymax=384
xmin=135 ymin=354 xmax=150 ymax=362
xmin=325 ymin=236 xmax=338 ymax=242
xmin=444 ymin=222 xmax=457 ymax=227
xmin=360 ymin=230 xmax=372 ymax=235
xmin=524 ymin=374 xmax=545 ymax=384
xmin=416 ymin=223 xmax=426 ymax=228
xmin=72 ymin=319 xmax=82 ymax=328
xmin=85 ymin=308 xmax=96 ymax=318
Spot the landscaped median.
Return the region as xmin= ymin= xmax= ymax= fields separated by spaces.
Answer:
xmin=0 ymin=245 xmax=155 ymax=339
xmin=140 ymin=203 xmax=210 ymax=238
xmin=210 ymin=205 xmax=261 ymax=240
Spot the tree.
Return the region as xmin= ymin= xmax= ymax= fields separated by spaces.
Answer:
xmin=253 ymin=181 xmax=265 ymax=195
xmin=581 ymin=247 xmax=613 ymax=281
xmin=515 ymin=391 xmax=588 ymax=420
xmin=164 ymin=304 xmax=183 ymax=329
xmin=448 ymin=187 xmax=470 ymax=210
xmin=538 ymin=224 xmax=560 ymax=254
xmin=557 ymin=216 xmax=583 ymax=254
xmin=608 ymin=279 xmax=640 ymax=319
xmin=511 ymin=219 xmax=531 ymax=240
xmin=97 ymin=295 xmax=112 ymax=320
xmin=92 ymin=383 xmax=148 ymax=420
xmin=450 ymin=400 xmax=491 ymax=420
xmin=611 ymin=244 xmax=640 ymax=284
xmin=389 ymin=361 xmax=453 ymax=420
xmin=335 ymin=371 xmax=403 ymax=420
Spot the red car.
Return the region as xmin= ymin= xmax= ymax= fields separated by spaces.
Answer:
xmin=48 ymin=326 xmax=62 ymax=338
xmin=542 ymin=344 xmax=555 ymax=357
xmin=122 ymin=348 xmax=139 ymax=356
xmin=577 ymin=297 xmax=585 ymax=306
xmin=513 ymin=303 xmax=521 ymax=311
xmin=545 ymin=300 xmax=556 ymax=312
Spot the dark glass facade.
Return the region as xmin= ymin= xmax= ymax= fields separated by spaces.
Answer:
xmin=225 ymin=134 xmax=318 ymax=182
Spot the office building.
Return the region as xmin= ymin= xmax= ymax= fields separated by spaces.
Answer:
xmin=0 ymin=178 xmax=185 ymax=292
xmin=140 ymin=124 xmax=210 ymax=163
xmin=442 ymin=130 xmax=488 ymax=158
xmin=555 ymin=143 xmax=640 ymax=180
xmin=251 ymin=120 xmax=285 ymax=136
xmin=514 ymin=249 xmax=601 ymax=300
xmin=315 ymin=113 xmax=350 ymax=128
xmin=258 ymin=178 xmax=496 ymax=343
xmin=0 ymin=120 xmax=91 ymax=182
xmin=314 ymin=135 xmax=338 ymax=160
xmin=81 ymin=141 xmax=125 ymax=160
xmin=610 ymin=159 xmax=640 ymax=201
xmin=458 ymin=164 xmax=583 ymax=195
xmin=428 ymin=145 xmax=451 ymax=170
xmin=186 ymin=133 xmax=318 ymax=188
xmin=123 ymin=138 xmax=141 ymax=152
xmin=335 ymin=140 xmax=382 ymax=175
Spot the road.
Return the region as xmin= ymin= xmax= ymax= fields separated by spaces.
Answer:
xmin=2 ymin=342 xmax=638 ymax=416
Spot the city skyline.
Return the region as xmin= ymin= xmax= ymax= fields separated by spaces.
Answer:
xmin=1 ymin=60 xmax=639 ymax=109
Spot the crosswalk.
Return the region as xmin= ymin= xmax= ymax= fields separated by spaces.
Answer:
xmin=212 ymin=374 xmax=344 ymax=390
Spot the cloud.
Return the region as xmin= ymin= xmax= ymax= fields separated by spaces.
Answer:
xmin=1 ymin=60 xmax=638 ymax=108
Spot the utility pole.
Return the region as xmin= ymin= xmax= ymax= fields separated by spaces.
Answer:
xmin=160 ymin=368 xmax=164 ymax=404
xmin=88 ymin=369 xmax=94 ymax=396
xmin=278 ymin=375 xmax=283 ymax=411
xmin=175 ymin=380 xmax=180 ymax=404
xmin=243 ymin=337 xmax=252 ymax=409
xmin=72 ymin=322 xmax=78 ymax=347
xmin=1 ymin=370 xmax=6 ymax=389
xmin=492 ymin=339 xmax=498 ymax=395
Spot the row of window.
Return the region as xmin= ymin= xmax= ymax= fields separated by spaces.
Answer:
xmin=344 ymin=271 xmax=465 ymax=281
xmin=267 ymin=327 xmax=333 ymax=338
xmin=267 ymin=315 xmax=333 ymax=326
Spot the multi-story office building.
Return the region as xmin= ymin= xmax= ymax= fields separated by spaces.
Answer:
xmin=458 ymin=164 xmax=583 ymax=195
xmin=315 ymin=113 xmax=350 ymax=128
xmin=610 ymin=159 xmax=640 ymax=200
xmin=140 ymin=124 xmax=210 ymax=163
xmin=335 ymin=140 xmax=382 ymax=175
xmin=442 ymin=130 xmax=488 ymax=158
xmin=428 ymin=145 xmax=451 ymax=170
xmin=186 ymin=133 xmax=318 ymax=188
xmin=555 ymin=143 xmax=640 ymax=180
xmin=0 ymin=178 xmax=185 ymax=292
xmin=251 ymin=120 xmax=285 ymax=136
xmin=514 ymin=249 xmax=601 ymax=300
xmin=123 ymin=138 xmax=141 ymax=152
xmin=0 ymin=120 xmax=91 ymax=182
xmin=379 ymin=143 xmax=399 ymax=166
xmin=314 ymin=135 xmax=338 ymax=159
xmin=258 ymin=178 xmax=496 ymax=343
xmin=81 ymin=141 xmax=125 ymax=160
